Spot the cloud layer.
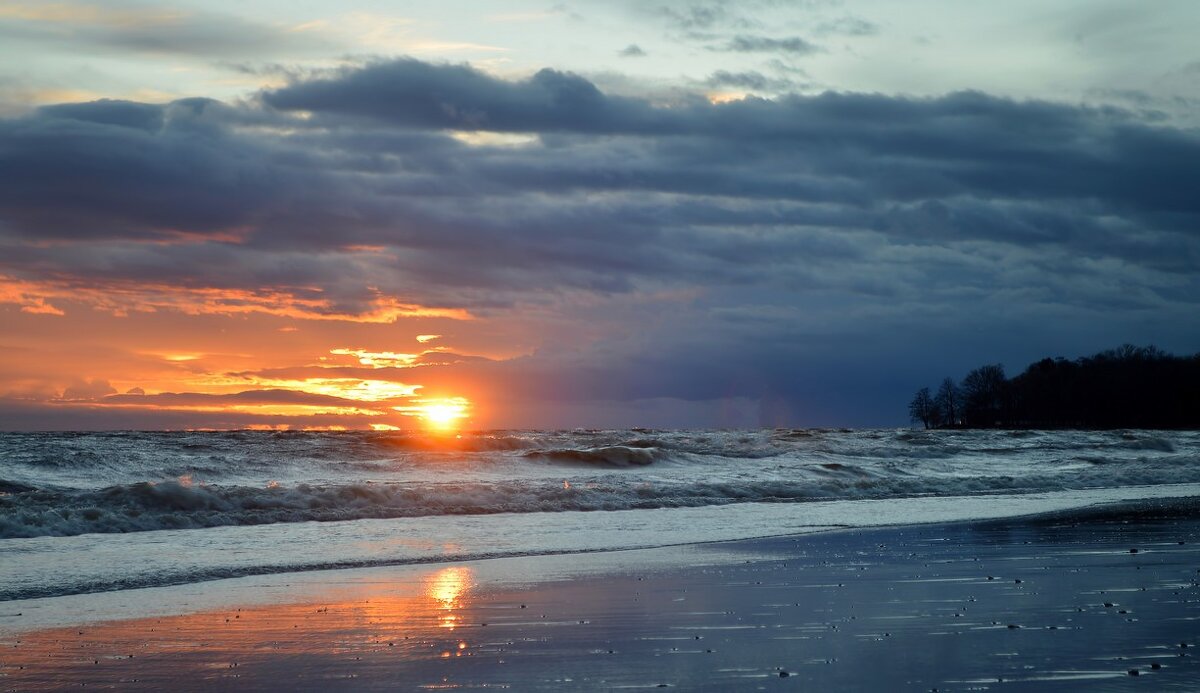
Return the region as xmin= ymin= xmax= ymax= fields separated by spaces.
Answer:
xmin=2 ymin=57 xmax=1199 ymax=427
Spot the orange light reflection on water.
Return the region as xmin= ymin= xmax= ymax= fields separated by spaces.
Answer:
xmin=426 ymin=566 xmax=473 ymax=630
xmin=0 ymin=566 xmax=479 ymax=689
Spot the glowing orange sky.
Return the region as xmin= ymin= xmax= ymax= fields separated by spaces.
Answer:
xmin=0 ymin=278 xmax=512 ymax=430
xmin=0 ymin=260 xmax=755 ymax=430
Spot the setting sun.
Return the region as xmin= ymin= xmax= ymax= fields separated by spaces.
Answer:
xmin=412 ymin=399 xmax=469 ymax=430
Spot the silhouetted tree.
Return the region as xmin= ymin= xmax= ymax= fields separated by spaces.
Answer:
xmin=908 ymin=387 xmax=939 ymax=429
xmin=934 ymin=377 xmax=959 ymax=427
xmin=960 ymin=364 xmax=1006 ymax=427
xmin=909 ymin=345 xmax=1200 ymax=429
xmin=1008 ymin=357 xmax=1079 ymax=427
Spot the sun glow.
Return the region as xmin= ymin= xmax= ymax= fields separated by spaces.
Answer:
xmin=395 ymin=397 xmax=470 ymax=431
xmin=415 ymin=400 xmax=468 ymax=430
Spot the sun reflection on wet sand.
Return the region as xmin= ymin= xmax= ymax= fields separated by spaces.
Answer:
xmin=426 ymin=566 xmax=473 ymax=631
xmin=4 ymin=522 xmax=1200 ymax=691
xmin=0 ymin=566 xmax=479 ymax=691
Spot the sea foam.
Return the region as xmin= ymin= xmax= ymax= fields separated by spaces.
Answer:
xmin=1 ymin=428 xmax=1197 ymax=539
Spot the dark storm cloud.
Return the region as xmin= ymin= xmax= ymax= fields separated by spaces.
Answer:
xmin=261 ymin=59 xmax=675 ymax=133
xmin=618 ymin=44 xmax=647 ymax=57
xmin=0 ymin=98 xmax=295 ymax=240
xmin=4 ymin=62 xmax=1199 ymax=282
xmin=2 ymin=240 xmax=362 ymax=293
xmin=4 ymin=57 xmax=1200 ymax=420
xmin=256 ymin=62 xmax=1200 ymax=228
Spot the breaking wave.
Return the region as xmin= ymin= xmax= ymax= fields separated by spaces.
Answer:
xmin=1 ymin=428 xmax=1197 ymax=539
xmin=4 ymin=428 xmax=1200 ymax=604
xmin=523 ymin=445 xmax=669 ymax=467
xmin=4 ymin=453 xmax=1198 ymax=539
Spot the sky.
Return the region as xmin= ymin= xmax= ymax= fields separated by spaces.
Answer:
xmin=1 ymin=0 xmax=1198 ymax=430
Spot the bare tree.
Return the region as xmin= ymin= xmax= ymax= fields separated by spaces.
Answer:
xmin=961 ymin=364 xmax=1006 ymax=426
xmin=908 ymin=387 xmax=939 ymax=429
xmin=935 ymin=377 xmax=959 ymax=427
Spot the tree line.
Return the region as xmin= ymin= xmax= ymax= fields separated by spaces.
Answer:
xmin=909 ymin=344 xmax=1200 ymax=429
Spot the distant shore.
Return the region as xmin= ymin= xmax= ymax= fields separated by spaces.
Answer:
xmin=3 ymin=497 xmax=1198 ymax=691
xmin=910 ymin=345 xmax=1200 ymax=430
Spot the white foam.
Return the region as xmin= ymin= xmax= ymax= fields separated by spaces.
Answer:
xmin=3 ymin=482 xmax=1198 ymax=604
xmin=2 ymin=428 xmax=1199 ymax=538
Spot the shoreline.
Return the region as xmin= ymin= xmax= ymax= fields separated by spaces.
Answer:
xmin=3 ymin=497 xmax=1199 ymax=690
xmin=8 ymin=482 xmax=1200 ymax=606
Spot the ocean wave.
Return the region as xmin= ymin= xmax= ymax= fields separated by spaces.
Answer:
xmin=0 ymin=479 xmax=37 ymax=494
xmin=523 ymin=445 xmax=669 ymax=467
xmin=4 ymin=429 xmax=1191 ymax=481
xmin=617 ymin=438 xmax=668 ymax=449
xmin=3 ymin=429 xmax=1199 ymax=540
xmin=0 ymin=476 xmax=799 ymax=538
xmin=5 ymin=450 xmax=1199 ymax=540
xmin=1117 ymin=436 xmax=1176 ymax=453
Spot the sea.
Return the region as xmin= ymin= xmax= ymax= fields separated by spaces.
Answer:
xmin=2 ymin=428 xmax=1199 ymax=604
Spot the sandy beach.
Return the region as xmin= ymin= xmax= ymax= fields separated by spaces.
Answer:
xmin=3 ymin=498 xmax=1198 ymax=691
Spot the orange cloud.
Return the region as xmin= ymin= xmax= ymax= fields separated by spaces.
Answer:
xmin=242 ymin=378 xmax=422 ymax=403
xmin=19 ymin=300 xmax=65 ymax=316
xmin=61 ymin=377 xmax=117 ymax=400
xmin=108 ymin=402 xmax=384 ymax=417
xmin=63 ymin=389 xmax=395 ymax=419
xmin=2 ymin=281 xmax=491 ymax=429
xmin=0 ymin=276 xmax=65 ymax=316
xmin=330 ymin=348 xmax=420 ymax=368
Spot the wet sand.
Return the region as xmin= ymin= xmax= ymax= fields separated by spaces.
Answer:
xmin=2 ymin=499 xmax=1199 ymax=691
